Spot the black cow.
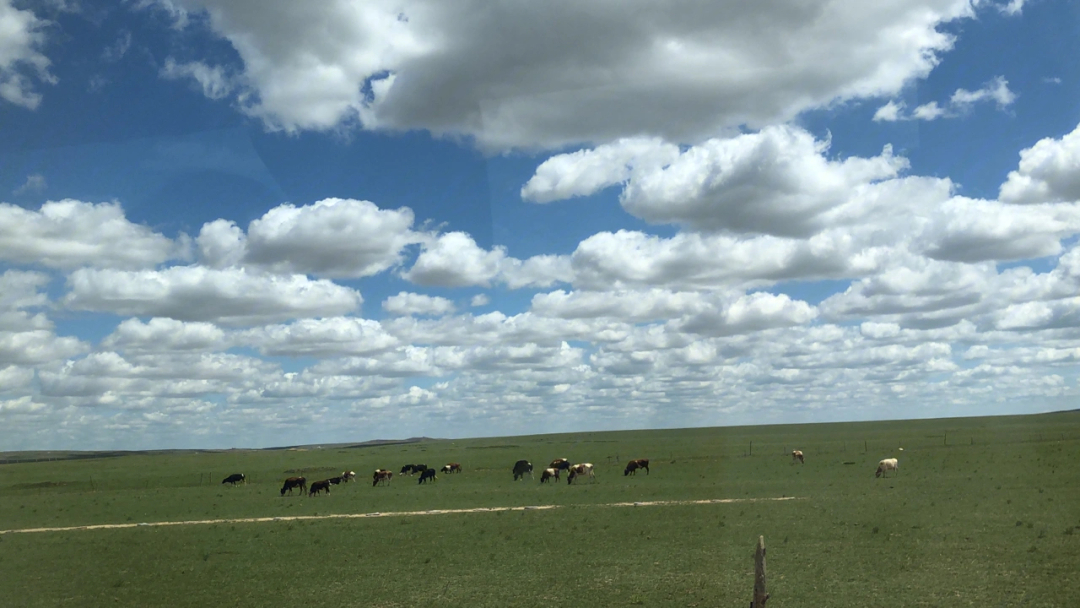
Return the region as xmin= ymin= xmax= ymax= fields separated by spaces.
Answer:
xmin=418 ymin=468 xmax=437 ymax=484
xmin=309 ymin=480 xmax=331 ymax=496
xmin=400 ymin=464 xmax=428 ymax=476
xmin=280 ymin=476 xmax=307 ymax=496
xmin=221 ymin=473 xmax=245 ymax=485
xmin=624 ymin=459 xmax=650 ymax=476
xmin=512 ymin=460 xmax=533 ymax=481
xmin=327 ymin=476 xmax=344 ymax=485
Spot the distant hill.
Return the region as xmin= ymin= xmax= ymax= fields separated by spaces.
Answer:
xmin=0 ymin=437 xmax=440 ymax=465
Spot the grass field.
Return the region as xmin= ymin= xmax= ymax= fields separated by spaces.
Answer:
xmin=2 ymin=412 xmax=1079 ymax=607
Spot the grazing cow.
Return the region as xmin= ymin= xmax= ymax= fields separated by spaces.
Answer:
xmin=309 ymin=479 xmax=331 ymax=496
xmin=540 ymin=468 xmax=560 ymax=483
xmin=418 ymin=468 xmax=437 ymax=484
xmin=327 ymin=476 xmax=344 ymax=485
xmin=441 ymin=463 xmax=462 ymax=474
xmin=567 ymin=463 xmax=595 ymax=484
xmin=341 ymin=471 xmax=356 ymax=483
xmin=876 ymin=458 xmax=899 ymax=478
xmin=624 ymin=459 xmax=650 ymax=476
xmin=512 ymin=460 xmax=533 ymax=481
xmin=280 ymin=476 xmax=307 ymax=496
xmin=373 ymin=469 xmax=394 ymax=487
xmin=400 ymin=464 xmax=428 ymax=476
xmin=549 ymin=458 xmax=571 ymax=472
xmin=221 ymin=473 xmax=245 ymax=485
xmin=792 ymin=450 xmax=805 ymax=464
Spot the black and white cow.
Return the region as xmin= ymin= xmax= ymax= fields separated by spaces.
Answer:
xmin=512 ymin=460 xmax=533 ymax=481
xmin=221 ymin=473 xmax=245 ymax=485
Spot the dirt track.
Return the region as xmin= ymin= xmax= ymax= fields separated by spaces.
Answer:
xmin=0 ymin=496 xmax=803 ymax=535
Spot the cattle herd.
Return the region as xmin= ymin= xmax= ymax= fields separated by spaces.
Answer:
xmin=218 ymin=449 xmax=900 ymax=498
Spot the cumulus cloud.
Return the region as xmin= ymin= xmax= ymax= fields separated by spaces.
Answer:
xmin=62 ymin=266 xmax=363 ymax=326
xmin=0 ymin=200 xmax=183 ymax=270
xmin=0 ymin=0 xmax=56 ymax=109
xmin=617 ymin=127 xmax=908 ymax=236
xmin=676 ymin=292 xmax=818 ymax=337
xmin=1000 ymin=122 xmax=1080 ymax=204
xmin=197 ymin=198 xmax=425 ymax=278
xmin=147 ymin=0 xmax=975 ymax=150
xmin=383 ymin=292 xmax=455 ymax=317
xmin=521 ymin=138 xmax=680 ymax=203
xmin=102 ymin=318 xmax=228 ymax=353
xmin=238 ymin=317 xmax=399 ymax=357
xmin=402 ymin=232 xmax=572 ymax=289
xmin=873 ymin=76 xmax=1015 ymax=122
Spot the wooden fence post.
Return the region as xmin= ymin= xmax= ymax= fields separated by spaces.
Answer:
xmin=752 ymin=535 xmax=768 ymax=607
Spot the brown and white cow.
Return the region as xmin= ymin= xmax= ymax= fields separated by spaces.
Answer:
xmin=792 ymin=450 xmax=805 ymax=464
xmin=441 ymin=463 xmax=462 ymax=474
xmin=373 ymin=469 xmax=394 ymax=487
xmin=624 ymin=459 xmax=650 ymax=476
xmin=309 ymin=479 xmax=331 ymax=496
xmin=280 ymin=476 xmax=307 ymax=496
xmin=567 ymin=463 xmax=595 ymax=484
xmin=341 ymin=471 xmax=356 ymax=482
xmin=540 ymin=467 xmax=560 ymax=483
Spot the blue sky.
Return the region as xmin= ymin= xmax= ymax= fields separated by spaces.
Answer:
xmin=2 ymin=0 xmax=1080 ymax=450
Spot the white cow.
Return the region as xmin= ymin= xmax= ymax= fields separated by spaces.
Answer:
xmin=875 ymin=458 xmax=899 ymax=478
xmin=791 ymin=450 xmax=804 ymax=464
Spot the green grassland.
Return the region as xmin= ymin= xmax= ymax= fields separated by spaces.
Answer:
xmin=2 ymin=412 xmax=1079 ymax=607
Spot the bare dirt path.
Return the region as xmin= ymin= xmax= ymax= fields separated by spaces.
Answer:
xmin=0 ymin=496 xmax=804 ymax=536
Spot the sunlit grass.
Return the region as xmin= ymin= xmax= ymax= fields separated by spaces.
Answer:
xmin=2 ymin=412 xmax=1078 ymax=606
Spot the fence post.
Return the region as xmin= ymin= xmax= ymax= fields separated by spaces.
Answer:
xmin=752 ymin=535 xmax=769 ymax=607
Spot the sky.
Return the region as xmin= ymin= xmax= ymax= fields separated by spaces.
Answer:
xmin=1 ymin=0 xmax=1080 ymax=451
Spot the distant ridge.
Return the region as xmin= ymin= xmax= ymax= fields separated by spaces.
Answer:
xmin=0 ymin=438 xmax=441 ymax=465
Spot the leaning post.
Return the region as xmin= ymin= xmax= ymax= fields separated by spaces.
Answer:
xmin=752 ymin=535 xmax=769 ymax=607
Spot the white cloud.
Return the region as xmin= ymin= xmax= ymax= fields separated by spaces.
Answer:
xmin=238 ymin=317 xmax=399 ymax=357
xmin=13 ymin=173 xmax=46 ymax=196
xmin=160 ymin=58 xmax=234 ymax=99
xmin=470 ymin=294 xmax=489 ymax=307
xmin=874 ymin=76 xmax=1015 ymax=122
xmin=0 ymin=200 xmax=183 ymax=270
xmin=676 ymin=292 xmax=818 ymax=337
xmin=1000 ymin=122 xmax=1080 ymax=204
xmin=383 ymin=292 xmax=455 ymax=317
xmin=62 ymin=266 xmax=363 ymax=326
xmin=0 ymin=0 xmax=56 ymax=109
xmin=402 ymin=232 xmax=572 ymax=289
xmin=403 ymin=232 xmax=505 ymax=287
xmin=102 ymin=318 xmax=228 ymax=353
xmin=521 ymin=138 xmax=680 ymax=203
xmin=616 ymin=126 xmax=907 ymax=236
xmin=912 ymin=101 xmax=947 ymax=121
xmin=151 ymin=0 xmax=975 ymax=150
xmin=197 ymin=198 xmax=424 ymax=278
xmin=0 ymin=269 xmax=50 ymax=310
xmin=998 ymin=0 xmax=1025 ymax=16
xmin=950 ymin=76 xmax=1015 ymax=109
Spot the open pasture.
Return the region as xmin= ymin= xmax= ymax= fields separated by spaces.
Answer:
xmin=2 ymin=412 xmax=1079 ymax=606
